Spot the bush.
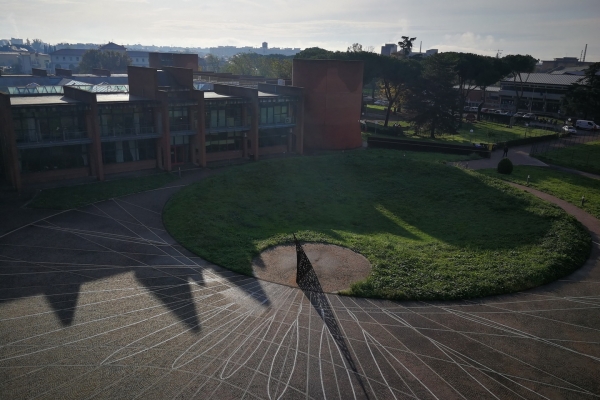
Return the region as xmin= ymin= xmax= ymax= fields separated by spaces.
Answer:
xmin=497 ymin=157 xmax=514 ymax=174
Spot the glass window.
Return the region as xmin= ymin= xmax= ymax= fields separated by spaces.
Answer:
xmin=259 ymin=128 xmax=288 ymax=148
xmin=102 ymin=139 xmax=156 ymax=164
xmin=19 ymin=145 xmax=89 ymax=173
xmin=206 ymin=131 xmax=244 ymax=153
xmin=169 ymin=106 xmax=189 ymax=131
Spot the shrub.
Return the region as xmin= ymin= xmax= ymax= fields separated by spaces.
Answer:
xmin=497 ymin=157 xmax=514 ymax=174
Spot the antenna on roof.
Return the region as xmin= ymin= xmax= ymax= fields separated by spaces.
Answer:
xmin=583 ymin=44 xmax=587 ymax=62
xmin=496 ymin=49 xmax=503 ymax=58
xmin=419 ymin=41 xmax=422 ymax=53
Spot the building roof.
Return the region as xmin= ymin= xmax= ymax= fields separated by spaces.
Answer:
xmin=10 ymin=95 xmax=81 ymax=106
xmin=258 ymin=91 xmax=278 ymax=97
xmin=501 ymin=73 xmax=582 ymax=86
xmin=51 ymin=48 xmax=88 ymax=56
xmin=203 ymin=92 xmax=232 ymax=99
xmin=99 ymin=42 xmax=126 ymax=51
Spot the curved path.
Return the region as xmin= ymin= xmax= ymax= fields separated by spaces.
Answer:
xmin=1 ymin=170 xmax=599 ymax=399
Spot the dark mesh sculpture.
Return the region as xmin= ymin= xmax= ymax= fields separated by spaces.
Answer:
xmin=294 ymin=234 xmax=313 ymax=285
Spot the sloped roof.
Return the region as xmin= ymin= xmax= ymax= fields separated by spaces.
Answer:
xmin=99 ymin=42 xmax=126 ymax=51
xmin=501 ymin=73 xmax=582 ymax=86
xmin=51 ymin=48 xmax=88 ymax=56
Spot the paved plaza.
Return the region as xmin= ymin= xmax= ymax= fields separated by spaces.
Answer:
xmin=1 ymin=169 xmax=600 ymax=399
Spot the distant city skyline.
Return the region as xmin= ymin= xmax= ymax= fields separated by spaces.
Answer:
xmin=1 ymin=0 xmax=599 ymax=62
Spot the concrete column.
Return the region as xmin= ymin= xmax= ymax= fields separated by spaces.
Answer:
xmin=87 ymin=105 xmax=104 ymax=181
xmin=0 ymin=93 xmax=22 ymax=191
xmin=294 ymin=100 xmax=304 ymax=155
xmin=193 ymin=91 xmax=206 ymax=167
xmin=153 ymin=105 xmax=164 ymax=170
xmin=250 ymin=99 xmax=259 ymax=161
xmin=162 ymin=101 xmax=172 ymax=172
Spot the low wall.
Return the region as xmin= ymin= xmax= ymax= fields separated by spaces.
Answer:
xmin=367 ymin=137 xmax=491 ymax=158
xmin=103 ymin=159 xmax=157 ymax=175
xmin=22 ymin=167 xmax=90 ymax=185
xmin=206 ymin=150 xmax=244 ymax=163
xmin=259 ymin=145 xmax=288 ymax=156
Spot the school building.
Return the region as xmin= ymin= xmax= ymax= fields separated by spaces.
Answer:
xmin=0 ymin=59 xmax=364 ymax=191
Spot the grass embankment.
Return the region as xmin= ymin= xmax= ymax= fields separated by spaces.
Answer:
xmin=534 ymin=140 xmax=600 ymax=175
xmin=479 ymin=165 xmax=600 ymax=219
xmin=164 ymin=149 xmax=590 ymax=300
xmin=29 ymin=172 xmax=178 ymax=209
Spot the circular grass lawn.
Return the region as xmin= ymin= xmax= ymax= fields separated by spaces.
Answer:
xmin=164 ymin=150 xmax=591 ymax=300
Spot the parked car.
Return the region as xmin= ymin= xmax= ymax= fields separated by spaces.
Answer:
xmin=562 ymin=125 xmax=577 ymax=134
xmin=374 ymin=100 xmax=389 ymax=106
xmin=481 ymin=108 xmax=488 ymax=113
xmin=463 ymin=106 xmax=470 ymax=111
xmin=575 ymin=120 xmax=600 ymax=131
xmin=514 ymin=112 xmax=524 ymax=117
xmin=494 ymin=110 xmax=502 ymax=114
xmin=499 ymin=110 xmax=510 ymax=115
xmin=469 ymin=107 xmax=478 ymax=112
xmin=523 ymin=113 xmax=536 ymax=119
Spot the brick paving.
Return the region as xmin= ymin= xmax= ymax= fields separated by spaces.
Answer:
xmin=1 ymin=169 xmax=599 ymax=399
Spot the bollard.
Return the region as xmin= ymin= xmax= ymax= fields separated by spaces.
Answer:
xmin=526 ymin=175 xmax=530 ymax=185
xmin=581 ymin=196 xmax=586 ymax=207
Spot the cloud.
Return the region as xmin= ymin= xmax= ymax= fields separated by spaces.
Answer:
xmin=1 ymin=13 xmax=20 ymax=37
xmin=433 ymin=32 xmax=506 ymax=56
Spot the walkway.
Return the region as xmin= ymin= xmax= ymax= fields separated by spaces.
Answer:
xmin=1 ymin=169 xmax=599 ymax=399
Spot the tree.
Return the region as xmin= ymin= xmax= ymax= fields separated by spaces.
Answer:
xmin=205 ymin=54 xmax=224 ymax=72
xmin=474 ymin=57 xmax=511 ymax=120
xmin=398 ymin=36 xmax=417 ymax=56
xmin=405 ymin=54 xmax=458 ymax=138
xmin=294 ymin=47 xmax=334 ymax=59
xmin=562 ymin=62 xmax=600 ymax=121
xmin=379 ymin=57 xmax=420 ymax=126
xmin=31 ymin=39 xmax=44 ymax=53
xmin=443 ymin=52 xmax=488 ymax=126
xmin=502 ymin=54 xmax=538 ymax=113
xmin=224 ymin=53 xmax=292 ymax=79
xmin=347 ymin=43 xmax=363 ymax=52
xmin=78 ymin=50 xmax=130 ymax=73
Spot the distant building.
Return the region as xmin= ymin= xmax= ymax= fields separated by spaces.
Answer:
xmin=209 ymin=45 xmax=300 ymax=57
xmin=149 ymin=52 xmax=198 ymax=70
xmin=127 ymin=51 xmax=149 ymax=67
xmin=10 ymin=38 xmax=23 ymax=45
xmin=536 ymin=57 xmax=593 ymax=73
xmin=99 ymin=42 xmax=127 ymax=55
xmin=50 ymin=48 xmax=87 ymax=71
xmin=499 ymin=73 xmax=582 ymax=115
xmin=381 ymin=44 xmax=397 ymax=56
xmin=409 ymin=49 xmax=438 ymax=58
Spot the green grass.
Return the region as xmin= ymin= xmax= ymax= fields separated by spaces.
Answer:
xmin=478 ymin=165 xmax=600 ymax=219
xmin=534 ymin=141 xmax=600 ymax=175
xmin=366 ymin=104 xmax=387 ymax=112
xmin=404 ymin=121 xmax=554 ymax=145
xmin=164 ymin=149 xmax=590 ymax=300
xmin=364 ymin=119 xmax=554 ymax=146
xmin=29 ymin=172 xmax=179 ymax=209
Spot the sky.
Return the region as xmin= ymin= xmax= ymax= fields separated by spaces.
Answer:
xmin=1 ymin=0 xmax=599 ymax=62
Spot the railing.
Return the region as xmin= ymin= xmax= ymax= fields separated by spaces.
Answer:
xmin=15 ymin=128 xmax=88 ymax=144
xmin=170 ymin=123 xmax=192 ymax=132
xmin=206 ymin=117 xmax=251 ymax=129
xmin=100 ymin=125 xmax=156 ymax=137
xmin=260 ymin=116 xmax=295 ymax=125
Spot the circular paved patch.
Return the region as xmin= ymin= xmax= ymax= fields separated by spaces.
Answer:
xmin=252 ymin=243 xmax=372 ymax=292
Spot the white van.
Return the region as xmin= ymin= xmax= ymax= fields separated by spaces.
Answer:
xmin=575 ymin=120 xmax=600 ymax=130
